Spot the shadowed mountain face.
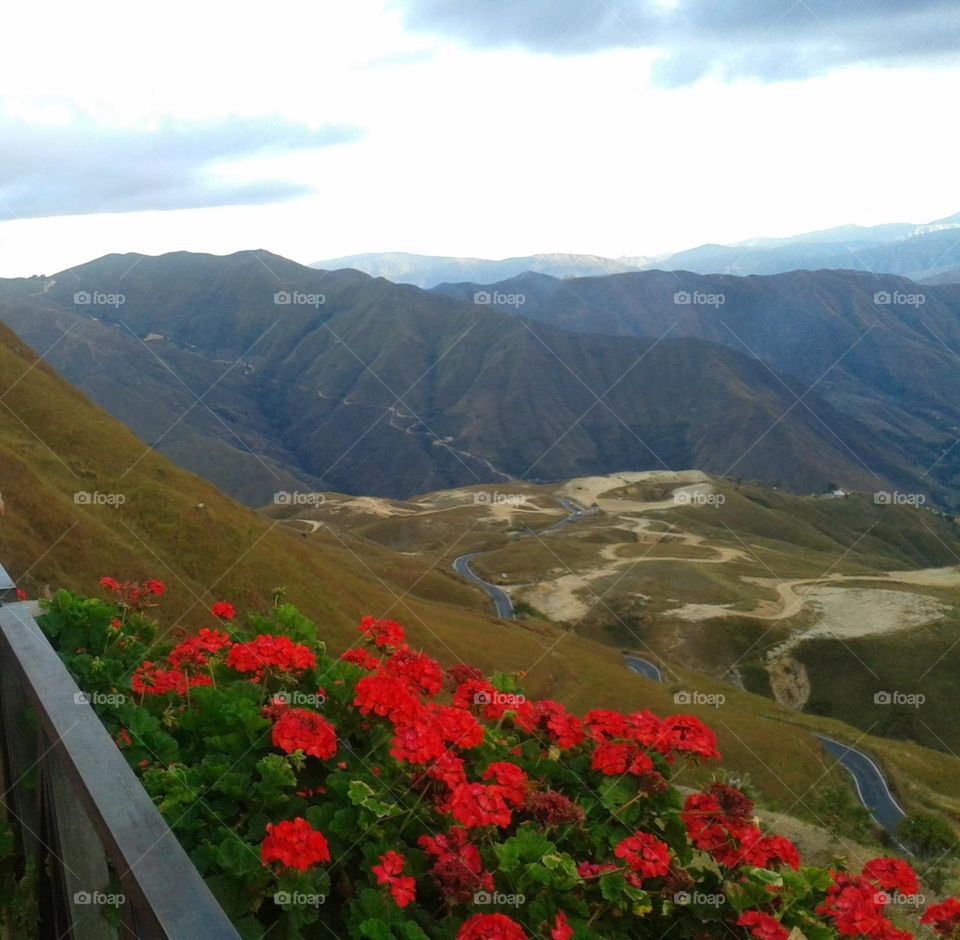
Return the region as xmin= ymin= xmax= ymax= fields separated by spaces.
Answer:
xmin=0 ymin=251 xmax=952 ymax=505
xmin=434 ymin=268 xmax=960 ymax=508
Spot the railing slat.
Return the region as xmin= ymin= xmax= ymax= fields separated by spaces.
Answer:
xmin=0 ymin=604 xmax=240 ymax=939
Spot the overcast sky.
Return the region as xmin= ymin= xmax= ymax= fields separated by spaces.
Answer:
xmin=1 ymin=0 xmax=958 ymax=276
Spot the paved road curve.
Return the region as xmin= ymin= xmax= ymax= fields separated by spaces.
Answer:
xmin=815 ymin=734 xmax=910 ymax=847
xmin=452 ymin=552 xmax=515 ymax=619
xmin=452 ymin=498 xmax=588 ymax=619
xmin=624 ymin=655 xmax=663 ymax=682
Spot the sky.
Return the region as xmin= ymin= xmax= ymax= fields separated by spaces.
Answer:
xmin=1 ymin=0 xmax=959 ymax=276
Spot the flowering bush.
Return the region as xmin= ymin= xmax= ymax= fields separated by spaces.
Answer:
xmin=37 ymin=582 xmax=959 ymax=939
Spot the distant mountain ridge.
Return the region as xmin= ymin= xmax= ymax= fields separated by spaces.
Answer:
xmin=311 ymin=251 xmax=645 ymax=287
xmin=1 ymin=250 xmax=946 ymax=506
xmin=314 ymin=210 xmax=960 ymax=287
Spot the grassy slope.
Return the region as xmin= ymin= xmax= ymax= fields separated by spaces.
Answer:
xmin=0 ymin=325 xmax=958 ymax=829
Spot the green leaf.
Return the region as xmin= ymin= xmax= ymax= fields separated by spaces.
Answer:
xmin=348 ymin=779 xmax=396 ymax=818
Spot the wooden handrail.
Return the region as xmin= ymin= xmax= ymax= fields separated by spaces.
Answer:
xmin=0 ymin=591 xmax=240 ymax=938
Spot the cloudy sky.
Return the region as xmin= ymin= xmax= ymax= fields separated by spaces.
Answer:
xmin=1 ymin=0 xmax=958 ymax=276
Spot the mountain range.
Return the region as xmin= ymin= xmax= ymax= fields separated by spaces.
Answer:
xmin=4 ymin=251 xmax=956 ymax=507
xmin=313 ymin=211 xmax=960 ymax=287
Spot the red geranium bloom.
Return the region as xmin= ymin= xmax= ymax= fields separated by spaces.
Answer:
xmin=384 ymin=648 xmax=443 ymax=696
xmin=922 ymin=898 xmax=960 ymax=937
xmin=354 ymin=674 xmax=421 ymax=725
xmin=372 ymin=850 xmax=416 ymax=908
xmin=591 ymin=742 xmax=630 ymax=775
xmin=390 ymin=717 xmax=446 ymax=765
xmin=167 ymin=628 xmax=232 ymax=669
xmin=211 ymin=601 xmax=235 ymax=620
xmin=226 ymin=634 xmax=316 ymax=681
xmin=862 ymin=858 xmax=919 ymax=896
xmin=583 ymin=709 xmax=628 ymax=741
xmin=550 ymin=911 xmax=573 ymax=940
xmin=15 ymin=588 xmax=27 ymax=601
xmin=115 ymin=728 xmax=132 ymax=748
xmin=358 ymin=615 xmax=407 ymax=650
xmin=456 ymin=913 xmax=528 ymax=940
xmin=656 ymin=714 xmax=720 ymax=761
xmin=144 ymin=579 xmax=165 ymax=597
xmin=448 ymin=782 xmax=512 ymax=829
xmin=524 ymin=791 xmax=585 ymax=827
xmin=272 ymin=708 xmax=337 ymax=760
xmin=131 ymin=661 xmax=213 ymax=697
xmin=340 ymin=648 xmax=381 ymax=671
xmin=482 ymin=762 xmax=528 ymax=807
xmin=737 ymin=911 xmax=789 ymax=940
xmin=260 ymin=817 xmax=330 ymax=871
xmin=613 ymin=832 xmax=670 ymax=879
xmin=576 ymin=861 xmax=618 ymax=878
xmin=100 ymin=576 xmax=121 ymax=592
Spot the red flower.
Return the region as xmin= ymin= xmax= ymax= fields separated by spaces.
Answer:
xmin=448 ymin=782 xmax=512 ymax=829
xmin=100 ymin=576 xmax=121 ymax=592
xmin=584 ymin=709 xmax=628 ymax=741
xmin=456 ymin=913 xmax=528 ymax=940
xmin=613 ymin=832 xmax=670 ymax=879
xmin=131 ymin=661 xmax=213 ymax=697
xmin=656 ymin=714 xmax=720 ymax=761
xmin=482 ymin=762 xmax=528 ymax=807
xmin=390 ymin=717 xmax=446 ymax=765
xmin=576 ymin=861 xmax=618 ymax=878
xmin=115 ymin=728 xmax=132 ymax=748
xmin=862 ymin=857 xmax=919 ymax=897
xmin=354 ymin=674 xmax=420 ymax=725
xmin=358 ymin=615 xmax=406 ymax=650
xmin=419 ymin=828 xmax=493 ymax=903
xmin=226 ymin=635 xmax=316 ymax=681
xmin=167 ymin=628 xmax=232 ymax=669
xmin=272 ymin=708 xmax=337 ymax=760
xmin=211 ymin=601 xmax=235 ymax=620
xmin=340 ymin=648 xmax=381 ymax=671
xmin=384 ymin=648 xmax=443 ymax=696
xmin=591 ymin=742 xmax=631 ymax=775
xmin=817 ymin=873 xmax=894 ymax=938
xmin=260 ymin=818 xmax=330 ymax=871
xmin=372 ymin=850 xmax=416 ymax=908
xmin=737 ymin=911 xmax=788 ymax=940
xmin=144 ymin=579 xmax=165 ymax=597
xmin=922 ymin=898 xmax=960 ymax=937
xmin=550 ymin=912 xmax=573 ymax=940
xmin=14 ymin=588 xmax=27 ymax=601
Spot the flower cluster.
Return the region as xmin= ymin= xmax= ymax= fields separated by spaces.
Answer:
xmin=54 ymin=585 xmax=960 ymax=940
xmin=226 ymin=634 xmax=316 ymax=681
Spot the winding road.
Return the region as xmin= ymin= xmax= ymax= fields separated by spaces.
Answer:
xmin=451 ymin=498 xmax=588 ymax=619
xmin=624 ymin=655 xmax=663 ymax=682
xmin=815 ymin=735 xmax=910 ymax=847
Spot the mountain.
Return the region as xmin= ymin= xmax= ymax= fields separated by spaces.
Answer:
xmin=433 ymin=267 xmax=960 ymax=507
xmin=0 ymin=250 xmax=937 ymax=507
xmin=654 ymin=211 xmax=960 ymax=280
xmin=313 ymin=211 xmax=960 ymax=287
xmin=310 ymin=251 xmax=644 ymax=287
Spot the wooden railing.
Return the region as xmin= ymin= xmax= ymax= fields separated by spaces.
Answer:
xmin=0 ymin=563 xmax=240 ymax=939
